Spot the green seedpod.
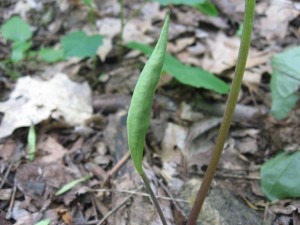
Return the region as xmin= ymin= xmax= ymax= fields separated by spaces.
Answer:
xmin=127 ymin=10 xmax=170 ymax=174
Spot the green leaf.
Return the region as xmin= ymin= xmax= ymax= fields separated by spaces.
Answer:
xmin=1 ymin=16 xmax=32 ymax=42
xmin=126 ymin=42 xmax=229 ymax=94
xmin=82 ymin=0 xmax=93 ymax=7
xmin=55 ymin=175 xmax=92 ymax=196
xmin=270 ymin=46 xmax=300 ymax=119
xmin=153 ymin=0 xmax=219 ymax=16
xmin=27 ymin=124 xmax=36 ymax=162
xmin=38 ymin=47 xmax=64 ymax=63
xmin=194 ymin=1 xmax=219 ymax=16
xmin=11 ymin=41 xmax=32 ymax=62
xmin=260 ymin=151 xmax=300 ymax=201
xmin=0 ymin=61 xmax=19 ymax=78
xmin=61 ymin=31 xmax=103 ymax=59
xmin=34 ymin=219 xmax=51 ymax=225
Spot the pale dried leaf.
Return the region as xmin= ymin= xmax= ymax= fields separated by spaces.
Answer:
xmin=202 ymin=32 xmax=240 ymax=74
xmin=140 ymin=2 xmax=165 ymax=22
xmin=0 ymin=73 xmax=92 ymax=138
xmin=0 ymin=139 xmax=16 ymax=160
xmin=243 ymin=70 xmax=262 ymax=86
xmin=36 ymin=135 xmax=68 ymax=163
xmin=96 ymin=18 xmax=120 ymax=38
xmin=123 ymin=20 xmax=153 ymax=44
xmin=260 ymin=3 xmax=300 ymax=40
xmin=246 ymin=50 xmax=273 ymax=68
xmin=161 ymin=123 xmax=188 ymax=160
xmin=167 ymin=37 xmax=195 ymax=54
xmin=97 ymin=37 xmax=112 ymax=62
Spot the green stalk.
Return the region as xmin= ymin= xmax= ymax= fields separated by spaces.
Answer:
xmin=186 ymin=0 xmax=255 ymax=224
xmin=88 ymin=9 xmax=96 ymax=32
xmin=141 ymin=172 xmax=167 ymax=225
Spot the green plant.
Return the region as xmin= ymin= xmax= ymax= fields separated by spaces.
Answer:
xmin=82 ymin=0 xmax=96 ymax=30
xmin=261 ymin=151 xmax=300 ymax=201
xmin=270 ymin=46 xmax=300 ymax=120
xmin=126 ymin=42 xmax=229 ymax=94
xmin=55 ymin=175 xmax=92 ymax=196
xmin=38 ymin=47 xmax=64 ymax=63
xmin=34 ymin=219 xmax=51 ymax=225
xmin=187 ymin=0 xmax=255 ymax=223
xmin=127 ymin=10 xmax=170 ymax=225
xmin=1 ymin=15 xmax=103 ymax=67
xmin=193 ymin=0 xmax=219 ymax=16
xmin=153 ymin=0 xmax=219 ymax=16
xmin=1 ymin=16 xmax=33 ymax=63
xmin=60 ymin=31 xmax=103 ymax=59
xmin=127 ymin=1 xmax=254 ymax=223
xmin=27 ymin=124 xmax=36 ymax=162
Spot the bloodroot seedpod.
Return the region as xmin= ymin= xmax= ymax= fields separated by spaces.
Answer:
xmin=127 ymin=10 xmax=170 ymax=175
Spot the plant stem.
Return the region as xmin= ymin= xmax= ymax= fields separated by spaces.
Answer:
xmin=88 ymin=9 xmax=96 ymax=32
xmin=140 ymin=172 xmax=167 ymax=225
xmin=186 ymin=0 xmax=255 ymax=224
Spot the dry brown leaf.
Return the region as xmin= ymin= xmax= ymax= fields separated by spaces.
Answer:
xmin=187 ymin=42 xmax=206 ymax=55
xmin=246 ymin=50 xmax=273 ymax=68
xmin=242 ymin=70 xmax=262 ymax=89
xmin=0 ymin=139 xmax=16 ymax=161
xmin=97 ymin=37 xmax=113 ymax=62
xmin=178 ymin=102 xmax=204 ymax=122
xmin=56 ymin=208 xmax=72 ymax=225
xmin=95 ymin=0 xmax=120 ymax=16
xmin=168 ymin=37 xmax=195 ymax=54
xmin=236 ymin=137 xmax=258 ymax=154
xmin=140 ymin=2 xmax=165 ymax=22
xmin=203 ymin=32 xmax=272 ymax=74
xmin=0 ymin=189 xmax=12 ymax=201
xmin=177 ymin=51 xmax=202 ymax=67
xmin=260 ymin=3 xmax=300 ymax=40
xmin=123 ymin=19 xmax=153 ymax=44
xmin=97 ymin=18 xmax=120 ymax=38
xmin=211 ymin=0 xmax=244 ymax=16
xmin=202 ymin=32 xmax=240 ymax=74
xmin=0 ymin=73 xmax=92 ymax=138
xmin=161 ymin=122 xmax=188 ymax=161
xmin=36 ymin=135 xmax=68 ymax=163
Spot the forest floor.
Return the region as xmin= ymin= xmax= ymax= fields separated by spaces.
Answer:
xmin=0 ymin=0 xmax=300 ymax=225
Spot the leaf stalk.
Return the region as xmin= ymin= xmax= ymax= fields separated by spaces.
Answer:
xmin=186 ymin=0 xmax=256 ymax=224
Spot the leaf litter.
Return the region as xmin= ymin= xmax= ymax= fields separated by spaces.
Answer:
xmin=0 ymin=0 xmax=300 ymax=224
xmin=0 ymin=73 xmax=92 ymax=138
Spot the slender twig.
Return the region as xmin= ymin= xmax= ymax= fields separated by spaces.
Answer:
xmin=93 ymin=188 xmax=188 ymax=203
xmin=102 ymin=151 xmax=131 ymax=187
xmin=140 ymin=172 xmax=168 ymax=225
xmin=0 ymin=160 xmax=14 ymax=190
xmin=6 ymin=184 xmax=17 ymax=219
xmin=96 ymin=185 xmax=143 ymax=225
xmin=187 ymin=0 xmax=256 ymax=224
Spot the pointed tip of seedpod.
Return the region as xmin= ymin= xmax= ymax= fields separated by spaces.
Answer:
xmin=166 ymin=8 xmax=171 ymax=16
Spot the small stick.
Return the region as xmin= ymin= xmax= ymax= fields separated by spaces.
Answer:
xmin=6 ymin=184 xmax=17 ymax=219
xmin=0 ymin=160 xmax=14 ymax=190
xmin=96 ymin=185 xmax=143 ymax=225
xmin=93 ymin=188 xmax=188 ymax=203
xmin=102 ymin=151 xmax=131 ymax=186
